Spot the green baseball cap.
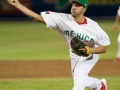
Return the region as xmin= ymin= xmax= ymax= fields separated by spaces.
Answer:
xmin=69 ymin=0 xmax=88 ymax=8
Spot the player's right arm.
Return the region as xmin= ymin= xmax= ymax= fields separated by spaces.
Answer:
xmin=7 ymin=0 xmax=46 ymax=24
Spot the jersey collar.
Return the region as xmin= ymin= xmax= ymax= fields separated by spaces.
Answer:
xmin=77 ymin=17 xmax=87 ymax=25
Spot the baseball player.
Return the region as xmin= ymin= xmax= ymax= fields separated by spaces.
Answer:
xmin=7 ymin=0 xmax=110 ymax=90
xmin=112 ymin=6 xmax=120 ymax=62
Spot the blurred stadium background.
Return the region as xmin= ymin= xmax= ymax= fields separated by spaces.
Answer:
xmin=0 ymin=0 xmax=120 ymax=19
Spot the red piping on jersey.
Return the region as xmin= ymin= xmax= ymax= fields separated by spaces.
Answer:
xmin=45 ymin=11 xmax=50 ymax=14
xmin=77 ymin=17 xmax=87 ymax=25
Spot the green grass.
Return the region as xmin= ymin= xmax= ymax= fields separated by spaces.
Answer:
xmin=0 ymin=76 xmax=120 ymax=90
xmin=0 ymin=78 xmax=72 ymax=90
xmin=0 ymin=20 xmax=119 ymax=60
xmin=0 ymin=21 xmax=69 ymax=60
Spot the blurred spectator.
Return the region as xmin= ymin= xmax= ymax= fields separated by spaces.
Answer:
xmin=112 ymin=6 xmax=120 ymax=62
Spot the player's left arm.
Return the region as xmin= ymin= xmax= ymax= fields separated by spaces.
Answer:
xmin=90 ymin=45 xmax=106 ymax=54
xmin=90 ymin=22 xmax=110 ymax=54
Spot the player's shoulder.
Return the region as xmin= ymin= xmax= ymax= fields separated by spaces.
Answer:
xmin=48 ymin=11 xmax=72 ymax=20
xmin=85 ymin=17 xmax=98 ymax=26
xmin=56 ymin=12 xmax=72 ymax=20
xmin=86 ymin=17 xmax=106 ymax=33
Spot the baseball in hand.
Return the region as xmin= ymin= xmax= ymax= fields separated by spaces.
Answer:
xmin=10 ymin=0 xmax=15 ymax=2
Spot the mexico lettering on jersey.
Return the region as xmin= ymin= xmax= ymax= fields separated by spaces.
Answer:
xmin=41 ymin=11 xmax=110 ymax=47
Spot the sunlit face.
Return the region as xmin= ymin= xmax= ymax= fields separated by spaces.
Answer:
xmin=71 ymin=2 xmax=86 ymax=18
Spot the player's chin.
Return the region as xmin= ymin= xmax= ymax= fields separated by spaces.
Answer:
xmin=71 ymin=13 xmax=76 ymax=17
xmin=71 ymin=11 xmax=77 ymax=16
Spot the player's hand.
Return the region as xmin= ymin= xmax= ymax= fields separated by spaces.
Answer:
xmin=112 ymin=23 xmax=118 ymax=30
xmin=7 ymin=0 xmax=20 ymax=7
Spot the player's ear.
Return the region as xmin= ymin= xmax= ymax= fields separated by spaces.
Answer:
xmin=83 ymin=8 xmax=87 ymax=13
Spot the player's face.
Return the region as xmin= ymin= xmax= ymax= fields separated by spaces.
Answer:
xmin=71 ymin=2 xmax=86 ymax=18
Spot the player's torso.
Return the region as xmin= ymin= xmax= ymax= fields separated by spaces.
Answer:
xmin=41 ymin=12 xmax=104 ymax=44
xmin=58 ymin=17 xmax=98 ymax=43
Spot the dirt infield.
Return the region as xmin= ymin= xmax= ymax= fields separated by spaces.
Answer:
xmin=0 ymin=60 xmax=120 ymax=79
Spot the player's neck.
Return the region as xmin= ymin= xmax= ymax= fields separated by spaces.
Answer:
xmin=73 ymin=16 xmax=84 ymax=23
xmin=73 ymin=16 xmax=87 ymax=24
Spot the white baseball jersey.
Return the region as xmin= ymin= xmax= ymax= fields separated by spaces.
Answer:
xmin=118 ymin=6 xmax=120 ymax=16
xmin=41 ymin=11 xmax=110 ymax=55
xmin=41 ymin=11 xmax=110 ymax=90
xmin=41 ymin=11 xmax=110 ymax=70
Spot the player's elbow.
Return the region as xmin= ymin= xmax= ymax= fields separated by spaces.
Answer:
xmin=102 ymin=49 xmax=106 ymax=53
xmin=101 ymin=46 xmax=107 ymax=53
xmin=30 ymin=15 xmax=41 ymax=22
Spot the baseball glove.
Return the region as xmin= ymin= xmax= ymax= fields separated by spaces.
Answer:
xmin=70 ymin=37 xmax=91 ymax=57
